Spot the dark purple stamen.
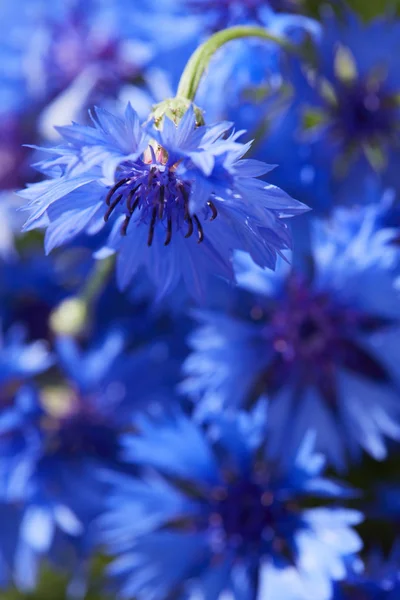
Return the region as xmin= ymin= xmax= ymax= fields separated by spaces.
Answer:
xmin=127 ymin=184 xmax=142 ymax=211
xmin=121 ymin=215 xmax=130 ymax=236
xmin=207 ymin=200 xmax=218 ymax=221
xmin=165 ymin=217 xmax=172 ymax=246
xmin=158 ymin=185 xmax=165 ymax=220
xmin=147 ymin=207 xmax=157 ymax=247
xmin=105 ymin=178 xmax=129 ymax=206
xmin=185 ymin=216 xmax=194 ymax=239
xmin=193 ymin=215 xmax=204 ymax=243
xmin=104 ymin=194 xmax=123 ymax=222
xmin=182 ymin=187 xmax=190 ymax=220
xmin=103 ymin=165 xmax=218 ymax=247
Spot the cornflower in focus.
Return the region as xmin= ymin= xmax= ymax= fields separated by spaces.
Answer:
xmin=19 ymin=104 xmax=308 ymax=299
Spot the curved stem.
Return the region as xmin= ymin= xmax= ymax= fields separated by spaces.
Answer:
xmin=81 ymin=256 xmax=115 ymax=304
xmin=177 ymin=26 xmax=297 ymax=102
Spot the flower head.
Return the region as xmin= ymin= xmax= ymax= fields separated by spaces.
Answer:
xmin=0 ymin=333 xmax=126 ymax=502
xmin=99 ymin=408 xmax=362 ymax=600
xmin=0 ymin=0 xmax=171 ymax=109
xmin=0 ymin=328 xmax=169 ymax=592
xmin=182 ymin=204 xmax=400 ymax=469
xmin=219 ymin=13 xmax=400 ymax=213
xmin=20 ymin=103 xmax=308 ymax=299
xmin=0 ymin=0 xmax=191 ymax=189
xmin=0 ymin=325 xmax=50 ymax=590
xmin=302 ymin=14 xmax=400 ymax=170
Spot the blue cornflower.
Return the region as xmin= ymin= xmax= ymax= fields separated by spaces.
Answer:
xmin=99 ymin=408 xmax=362 ymax=600
xmin=207 ymin=13 xmax=400 ymax=213
xmin=0 ymin=0 xmax=171 ymax=114
xmin=0 ymin=0 xmax=190 ymax=189
xmin=0 ymin=330 xmax=155 ymax=593
xmin=0 ymin=333 xmax=125 ymax=499
xmin=0 ymin=326 xmax=50 ymax=590
xmin=273 ymin=12 xmax=400 ymax=208
xmin=20 ymin=104 xmax=308 ymax=299
xmin=302 ymin=14 xmax=400 ymax=168
xmin=182 ymin=204 xmax=400 ymax=469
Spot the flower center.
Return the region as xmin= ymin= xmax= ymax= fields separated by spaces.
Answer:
xmin=41 ymin=393 xmax=119 ymax=460
xmin=332 ymin=81 xmax=396 ymax=141
xmin=212 ymin=481 xmax=270 ymax=545
xmin=104 ymin=151 xmax=218 ymax=247
xmin=270 ymin=279 xmax=338 ymax=363
xmin=209 ymin=478 xmax=298 ymax=558
xmin=260 ymin=275 xmax=392 ymax=403
xmin=49 ymin=12 xmax=123 ymax=92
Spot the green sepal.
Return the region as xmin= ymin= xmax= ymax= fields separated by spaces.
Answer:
xmin=151 ymin=97 xmax=205 ymax=128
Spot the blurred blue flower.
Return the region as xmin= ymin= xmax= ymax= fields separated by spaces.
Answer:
xmin=20 ymin=104 xmax=308 ymax=299
xmin=0 ymin=334 xmax=121 ymax=490
xmin=0 ymin=328 xmax=172 ymax=593
xmin=301 ymin=14 xmax=400 ymax=172
xmin=0 ymin=0 xmax=177 ymax=112
xmin=0 ymin=325 xmax=51 ymax=590
xmin=182 ymin=204 xmax=400 ymax=469
xmin=0 ymin=0 xmax=191 ymax=190
xmin=250 ymin=13 xmax=400 ymax=212
xmin=99 ymin=408 xmax=362 ymax=600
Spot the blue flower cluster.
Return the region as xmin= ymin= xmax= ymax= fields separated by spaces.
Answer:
xmin=0 ymin=0 xmax=400 ymax=599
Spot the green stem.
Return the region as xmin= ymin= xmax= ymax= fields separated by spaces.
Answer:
xmin=177 ymin=26 xmax=297 ymax=102
xmin=81 ymin=256 xmax=115 ymax=304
